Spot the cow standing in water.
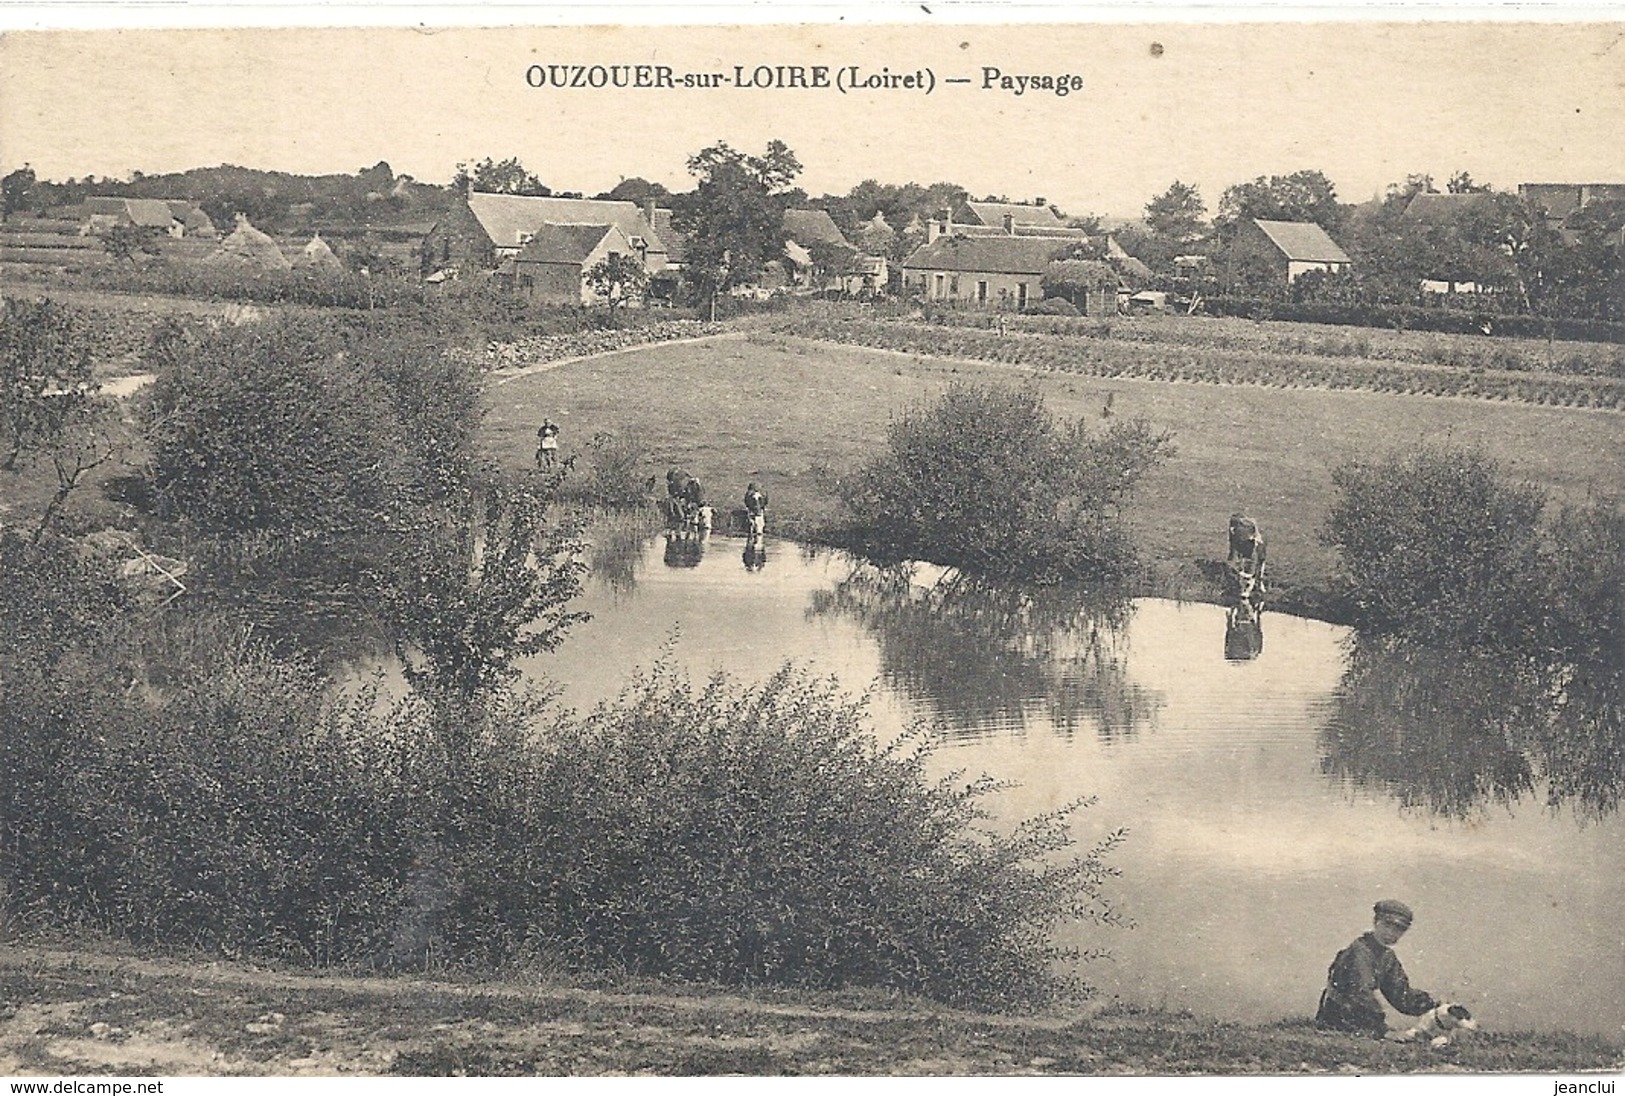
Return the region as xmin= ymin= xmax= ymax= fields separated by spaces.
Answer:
xmin=1227 ymin=513 xmax=1267 ymax=601
xmin=1223 ymin=513 xmax=1268 ymax=660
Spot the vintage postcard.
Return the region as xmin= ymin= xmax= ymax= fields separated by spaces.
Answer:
xmin=0 ymin=9 xmax=1621 ymax=1085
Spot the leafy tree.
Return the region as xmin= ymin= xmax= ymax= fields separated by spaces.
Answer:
xmin=380 ymin=476 xmax=588 ymax=714
xmin=583 ymin=252 xmax=649 ymax=309
xmin=1217 ymin=169 xmax=1346 ymax=236
xmin=2 ymin=164 xmax=37 ymax=221
xmin=1043 ymin=259 xmax=1116 ymax=308
xmin=1322 ymin=446 xmax=1547 ymax=649
xmin=673 ymin=140 xmax=803 ymax=315
xmin=837 ymin=382 xmax=1174 ymax=583
xmin=454 ymin=156 xmax=551 ymax=197
xmin=594 ymin=177 xmax=671 ymax=205
xmin=1447 ymin=171 xmax=1488 ymax=194
xmin=803 ymin=238 xmax=861 ymax=285
xmin=0 ymin=298 xmax=98 ymax=472
xmin=1143 ymin=180 xmax=1207 ymax=243
xmin=100 ymin=223 xmax=164 ymax=263
xmin=141 ymin=319 xmax=437 ymax=544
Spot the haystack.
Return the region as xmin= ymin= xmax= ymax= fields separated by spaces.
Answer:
xmin=208 ymin=214 xmax=292 ymax=271
xmin=295 ymin=233 xmax=343 ymax=271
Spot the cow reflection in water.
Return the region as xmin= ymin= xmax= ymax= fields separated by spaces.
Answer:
xmin=1224 ymin=601 xmax=1265 ymax=661
xmin=742 ymin=536 xmax=768 ymax=572
xmin=662 ymin=531 xmax=706 ymax=569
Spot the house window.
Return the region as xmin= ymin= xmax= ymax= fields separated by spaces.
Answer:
xmin=1017 ymin=282 xmax=1029 ymax=308
xmin=977 ymin=280 xmax=988 ymax=303
xmin=950 ymin=275 xmax=960 ymax=296
xmin=933 ymin=273 xmax=946 ymax=298
xmin=518 ymin=274 xmax=534 ymax=291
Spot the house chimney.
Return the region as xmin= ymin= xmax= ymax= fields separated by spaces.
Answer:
xmin=644 ymin=197 xmax=657 ymax=225
xmin=1034 ymin=196 xmax=1046 ymax=208
xmin=1003 ymin=213 xmax=1015 ymax=236
xmin=927 ymin=218 xmax=941 ymax=244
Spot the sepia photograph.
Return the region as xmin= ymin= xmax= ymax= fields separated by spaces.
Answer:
xmin=0 ymin=7 xmax=1621 ymax=1083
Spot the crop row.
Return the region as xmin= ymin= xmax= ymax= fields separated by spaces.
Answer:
xmin=888 ymin=305 xmax=1625 ymax=379
xmin=461 ymin=319 xmax=727 ymax=371
xmin=774 ymin=316 xmax=1625 ymax=410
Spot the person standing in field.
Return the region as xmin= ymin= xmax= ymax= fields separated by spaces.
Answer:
xmin=535 ymin=419 xmax=561 ymax=469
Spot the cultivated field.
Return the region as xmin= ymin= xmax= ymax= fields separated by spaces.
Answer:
xmin=485 ymin=331 xmax=1625 ymax=601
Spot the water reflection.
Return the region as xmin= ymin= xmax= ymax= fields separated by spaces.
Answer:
xmin=808 ymin=562 xmax=1160 ymax=740
xmin=662 ymin=531 xmax=707 ymax=569
xmin=742 ymin=535 xmax=768 ymax=572
xmin=1320 ymin=637 xmax=1623 ymax=820
xmin=585 ymin=510 xmax=655 ymax=597
xmin=1222 ymin=605 xmax=1264 ymax=661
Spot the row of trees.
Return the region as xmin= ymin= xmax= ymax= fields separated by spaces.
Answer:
xmin=1119 ymin=171 xmax=1624 ymax=321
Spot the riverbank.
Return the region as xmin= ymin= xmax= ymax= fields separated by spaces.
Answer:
xmin=1 ymin=942 xmax=1617 ymax=1076
xmin=483 ymin=330 xmax=1625 ymax=615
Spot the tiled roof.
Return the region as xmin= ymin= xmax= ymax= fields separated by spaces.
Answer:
xmin=650 ymin=208 xmax=688 ymax=263
xmin=951 ymin=222 xmax=1091 ymax=241
xmin=513 ymin=223 xmax=619 ymax=265
xmin=903 ymin=234 xmax=1079 ymax=275
xmin=783 ymin=208 xmax=850 ymax=247
xmin=1251 ymin=219 xmax=1351 ymax=264
xmin=960 ymin=201 xmax=1063 ymax=227
xmin=468 ymin=193 xmax=664 ymax=254
xmin=1401 ymin=192 xmax=1493 ymax=224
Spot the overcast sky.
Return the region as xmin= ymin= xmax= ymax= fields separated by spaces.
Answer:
xmin=2 ymin=19 xmax=1622 ymax=217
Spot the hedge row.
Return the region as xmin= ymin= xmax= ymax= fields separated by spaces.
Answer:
xmin=459 ymin=319 xmax=728 ymax=371
xmin=1200 ymin=296 xmax=1625 ymax=346
xmin=774 ymin=316 xmax=1625 ymax=410
xmin=873 ymin=303 xmax=1625 ymax=378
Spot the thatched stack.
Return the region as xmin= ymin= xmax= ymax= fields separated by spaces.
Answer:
xmin=208 ymin=214 xmax=292 ymax=270
xmin=295 ymin=233 xmax=343 ymax=271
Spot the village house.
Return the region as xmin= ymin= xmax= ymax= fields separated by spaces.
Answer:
xmin=421 ymin=192 xmax=671 ymax=281
xmin=80 ymin=197 xmax=215 ymax=238
xmin=1518 ymin=182 xmax=1625 ymax=247
xmin=1225 ymin=218 xmax=1351 ymax=288
xmin=495 ymin=223 xmax=640 ymax=305
xmin=902 ymin=220 xmax=1114 ymax=313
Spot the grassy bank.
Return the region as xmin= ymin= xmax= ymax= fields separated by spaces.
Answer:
xmin=483 ymin=331 xmax=1625 ymax=608
xmin=0 ymin=944 xmax=1616 ymax=1076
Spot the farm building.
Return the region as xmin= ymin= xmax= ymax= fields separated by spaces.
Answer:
xmin=902 ymin=229 xmax=1113 ymax=312
xmin=81 ymin=197 xmax=215 ymax=238
xmin=1225 ymin=219 xmax=1351 ymax=288
xmin=421 ymin=192 xmax=671 ymax=280
xmin=954 ymin=200 xmax=1066 ymax=231
xmin=495 ymin=223 xmax=640 ymax=305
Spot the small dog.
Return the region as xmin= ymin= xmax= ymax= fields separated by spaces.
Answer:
xmin=1388 ymin=1003 xmax=1479 ymax=1048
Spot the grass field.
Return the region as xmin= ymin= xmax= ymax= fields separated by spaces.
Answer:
xmin=485 ymin=332 xmax=1625 ymax=603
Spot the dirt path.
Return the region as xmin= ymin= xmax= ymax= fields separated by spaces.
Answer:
xmin=1 ymin=944 xmax=1615 ymax=1077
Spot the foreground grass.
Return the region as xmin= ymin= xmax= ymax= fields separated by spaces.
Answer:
xmin=484 ymin=331 xmax=1625 ymax=607
xmin=0 ymin=944 xmax=1615 ymax=1076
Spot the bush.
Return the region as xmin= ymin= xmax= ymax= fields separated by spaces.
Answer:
xmin=1026 ymin=298 xmax=1080 ymax=317
xmin=141 ymin=317 xmax=484 ymax=548
xmin=567 ymin=430 xmax=654 ymax=508
xmin=0 ymin=583 xmax=1124 ymax=1006
xmin=505 ymin=663 xmax=1124 ymax=1008
xmin=1321 ymin=446 xmax=1547 ymax=649
xmin=835 ymin=382 xmax=1173 ymax=583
